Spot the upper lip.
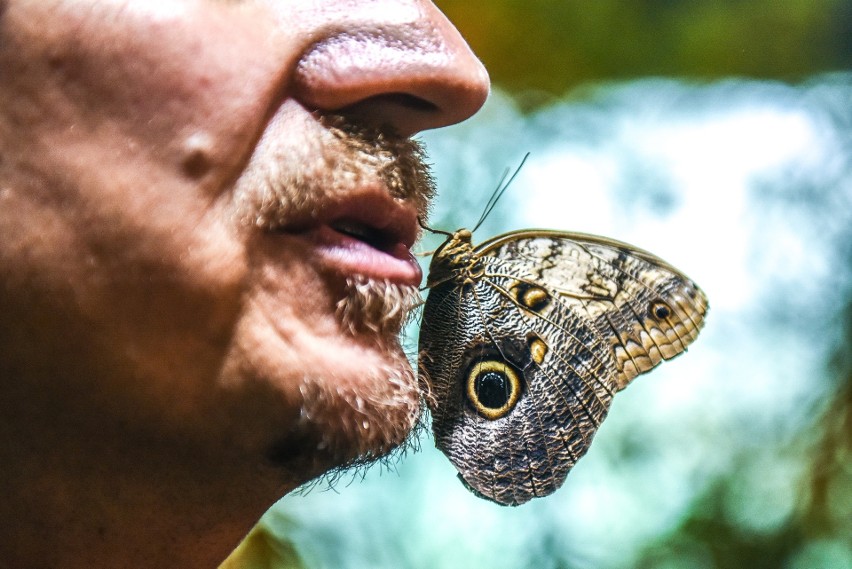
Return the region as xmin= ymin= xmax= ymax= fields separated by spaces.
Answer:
xmin=274 ymin=189 xmax=420 ymax=256
xmin=326 ymin=192 xmax=419 ymax=254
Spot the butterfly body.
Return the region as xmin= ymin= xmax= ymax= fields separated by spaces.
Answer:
xmin=418 ymin=229 xmax=707 ymax=506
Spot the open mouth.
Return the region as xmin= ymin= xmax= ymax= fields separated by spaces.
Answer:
xmin=329 ymin=218 xmax=402 ymax=255
xmin=272 ymin=191 xmax=423 ymax=286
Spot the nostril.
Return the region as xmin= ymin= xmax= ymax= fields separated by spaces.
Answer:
xmin=360 ymin=93 xmax=438 ymax=113
xmin=336 ymin=93 xmax=440 ymax=134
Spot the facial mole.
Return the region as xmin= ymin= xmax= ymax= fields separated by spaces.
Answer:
xmin=180 ymin=133 xmax=215 ymax=179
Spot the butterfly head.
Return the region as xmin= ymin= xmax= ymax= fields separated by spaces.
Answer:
xmin=426 ymin=228 xmax=484 ymax=288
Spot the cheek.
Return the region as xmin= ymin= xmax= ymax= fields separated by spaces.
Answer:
xmin=28 ymin=2 xmax=298 ymax=194
xmin=0 ymin=3 xmax=319 ymax=452
xmin=79 ymin=196 xmax=249 ymax=403
xmin=0 ymin=175 xmax=252 ymax=438
xmin=0 ymin=2 xmax=303 ymax=381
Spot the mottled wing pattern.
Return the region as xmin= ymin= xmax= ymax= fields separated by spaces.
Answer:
xmin=479 ymin=231 xmax=707 ymax=389
xmin=419 ymin=230 xmax=707 ymax=506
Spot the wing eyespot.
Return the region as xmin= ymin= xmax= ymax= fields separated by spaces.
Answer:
xmin=649 ymin=300 xmax=672 ymax=320
xmin=466 ymin=359 xmax=522 ymax=420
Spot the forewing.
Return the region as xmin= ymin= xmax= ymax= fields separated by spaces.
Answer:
xmin=479 ymin=231 xmax=708 ymax=388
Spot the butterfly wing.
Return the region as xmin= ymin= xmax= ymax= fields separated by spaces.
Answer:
xmin=418 ymin=230 xmax=708 ymax=506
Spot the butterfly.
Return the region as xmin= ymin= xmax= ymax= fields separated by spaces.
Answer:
xmin=417 ymin=224 xmax=708 ymax=506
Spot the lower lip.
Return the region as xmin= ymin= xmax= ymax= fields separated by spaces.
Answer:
xmin=296 ymin=225 xmax=423 ymax=286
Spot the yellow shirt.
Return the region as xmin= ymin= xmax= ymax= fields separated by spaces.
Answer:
xmin=219 ymin=524 xmax=304 ymax=569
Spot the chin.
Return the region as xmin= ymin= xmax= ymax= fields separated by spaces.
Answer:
xmin=223 ymin=296 xmax=423 ymax=482
xmin=295 ymin=336 xmax=422 ymax=469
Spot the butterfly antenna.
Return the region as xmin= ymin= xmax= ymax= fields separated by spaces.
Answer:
xmin=477 ymin=167 xmax=512 ymax=228
xmin=418 ymin=216 xmax=453 ymax=238
xmin=472 ymin=152 xmax=530 ymax=233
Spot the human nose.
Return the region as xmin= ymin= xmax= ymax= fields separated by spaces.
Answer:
xmin=290 ymin=0 xmax=490 ymax=137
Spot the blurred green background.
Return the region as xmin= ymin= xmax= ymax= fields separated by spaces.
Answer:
xmin=229 ymin=2 xmax=851 ymax=568
xmin=436 ymin=0 xmax=852 ymax=106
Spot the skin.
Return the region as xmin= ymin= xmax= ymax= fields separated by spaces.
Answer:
xmin=0 ymin=1 xmax=488 ymax=567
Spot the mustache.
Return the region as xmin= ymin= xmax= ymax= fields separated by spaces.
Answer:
xmin=319 ymin=114 xmax=435 ymax=212
xmin=238 ymin=112 xmax=435 ymax=231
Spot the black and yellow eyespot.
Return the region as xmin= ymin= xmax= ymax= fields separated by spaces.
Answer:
xmin=649 ymin=300 xmax=672 ymax=320
xmin=511 ymin=282 xmax=551 ymax=313
xmin=466 ymin=359 xmax=522 ymax=420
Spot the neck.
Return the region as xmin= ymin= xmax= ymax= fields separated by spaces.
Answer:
xmin=0 ymin=389 xmax=294 ymax=568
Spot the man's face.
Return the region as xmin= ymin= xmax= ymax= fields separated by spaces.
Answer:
xmin=0 ymin=0 xmax=488 ymax=483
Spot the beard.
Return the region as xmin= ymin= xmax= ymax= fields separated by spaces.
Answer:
xmin=294 ymin=275 xmax=424 ymax=470
xmin=337 ymin=275 xmax=421 ymax=337
xmin=233 ymin=107 xmax=433 ymax=474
